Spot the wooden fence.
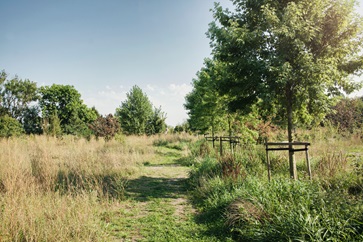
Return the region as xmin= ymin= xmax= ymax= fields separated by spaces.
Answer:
xmin=265 ymin=142 xmax=311 ymax=181
xmin=204 ymin=135 xmax=240 ymax=155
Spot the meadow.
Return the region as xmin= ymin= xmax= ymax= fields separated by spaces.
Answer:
xmin=0 ymin=128 xmax=362 ymax=241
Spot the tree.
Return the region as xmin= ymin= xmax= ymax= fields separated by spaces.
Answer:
xmin=185 ymin=59 xmax=229 ymax=134
xmin=208 ymin=0 xmax=363 ymax=179
xmin=115 ymin=85 xmax=153 ymax=135
xmin=0 ymin=70 xmax=41 ymax=134
xmin=1 ymin=76 xmax=38 ymax=120
xmin=89 ymin=114 xmax=121 ymax=141
xmin=39 ymin=84 xmax=98 ymax=135
xmin=146 ymin=106 xmax=167 ymax=135
xmin=0 ymin=70 xmax=9 ymax=116
xmin=22 ymin=106 xmax=43 ymax=135
xmin=43 ymin=110 xmax=62 ymax=137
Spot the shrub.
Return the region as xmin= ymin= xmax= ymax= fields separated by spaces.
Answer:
xmin=326 ymin=97 xmax=363 ymax=132
xmin=0 ymin=115 xmax=24 ymax=137
xmin=89 ymin=114 xmax=121 ymax=141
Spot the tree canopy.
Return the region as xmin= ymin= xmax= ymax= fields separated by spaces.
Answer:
xmin=39 ymin=84 xmax=98 ymax=135
xmin=185 ymin=59 xmax=229 ymax=134
xmin=115 ymin=85 xmax=167 ymax=135
xmin=205 ymin=0 xmax=363 ymax=178
xmin=209 ymin=0 xmax=363 ymax=125
xmin=0 ymin=73 xmax=38 ymax=121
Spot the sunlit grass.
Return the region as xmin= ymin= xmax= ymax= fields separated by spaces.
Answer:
xmin=188 ymin=128 xmax=363 ymax=241
xmin=0 ymin=135 xmax=158 ymax=241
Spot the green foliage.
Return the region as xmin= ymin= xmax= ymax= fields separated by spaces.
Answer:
xmin=185 ymin=59 xmax=230 ymax=133
xmin=173 ymin=122 xmax=190 ymax=134
xmin=146 ymin=106 xmax=167 ymax=135
xmin=39 ymin=84 xmax=97 ymax=136
xmin=43 ymin=111 xmax=62 ymax=137
xmin=187 ymin=136 xmax=363 ymax=242
xmin=116 ymin=85 xmax=153 ymax=135
xmin=22 ymin=106 xmax=43 ymax=135
xmin=116 ymin=85 xmax=166 ymax=135
xmin=89 ymin=114 xmax=121 ymax=141
xmin=0 ymin=115 xmax=24 ymax=137
xmin=208 ymin=0 xmax=363 ymax=140
xmin=326 ymin=97 xmax=363 ymax=132
xmin=1 ymin=76 xmax=38 ymax=120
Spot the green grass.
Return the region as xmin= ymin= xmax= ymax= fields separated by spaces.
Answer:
xmin=102 ymin=135 xmax=234 ymax=241
xmin=1 ymin=130 xmax=361 ymax=241
xmin=187 ymin=129 xmax=363 ymax=241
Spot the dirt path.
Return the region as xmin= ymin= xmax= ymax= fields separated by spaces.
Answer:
xmin=104 ymin=148 xmax=225 ymax=242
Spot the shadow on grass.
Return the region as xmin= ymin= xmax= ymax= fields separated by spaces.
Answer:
xmin=125 ymin=175 xmax=232 ymax=241
xmin=125 ymin=176 xmax=188 ymax=201
xmin=51 ymin=170 xmax=127 ymax=200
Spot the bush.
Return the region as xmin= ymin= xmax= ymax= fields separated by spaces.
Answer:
xmin=89 ymin=114 xmax=121 ymax=141
xmin=326 ymin=97 xmax=363 ymax=132
xmin=0 ymin=115 xmax=24 ymax=137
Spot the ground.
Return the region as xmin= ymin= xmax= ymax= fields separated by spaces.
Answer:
xmin=103 ymin=146 xmax=231 ymax=242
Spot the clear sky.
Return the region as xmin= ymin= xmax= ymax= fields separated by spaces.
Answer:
xmin=1 ymin=0 xmax=362 ymax=126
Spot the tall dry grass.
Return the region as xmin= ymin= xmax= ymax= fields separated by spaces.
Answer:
xmin=0 ymin=135 xmax=157 ymax=241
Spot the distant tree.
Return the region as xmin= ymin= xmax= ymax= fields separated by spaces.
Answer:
xmin=174 ymin=125 xmax=183 ymax=133
xmin=1 ymin=76 xmax=38 ymax=120
xmin=0 ymin=70 xmax=9 ymax=116
xmin=22 ymin=106 xmax=43 ymax=135
xmin=0 ymin=70 xmax=6 ymax=106
xmin=146 ymin=106 xmax=167 ymax=135
xmin=39 ymin=84 xmax=98 ymax=135
xmin=0 ymin=70 xmax=41 ymax=133
xmin=43 ymin=110 xmax=62 ymax=137
xmin=174 ymin=122 xmax=190 ymax=134
xmin=115 ymin=85 xmax=153 ymax=135
xmin=0 ymin=115 xmax=24 ymax=138
xmin=326 ymin=97 xmax=363 ymax=132
xmin=89 ymin=114 xmax=121 ymax=141
xmin=208 ymin=0 xmax=363 ymax=179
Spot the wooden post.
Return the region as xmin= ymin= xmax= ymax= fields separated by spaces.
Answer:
xmin=289 ymin=143 xmax=297 ymax=180
xmin=305 ymin=145 xmax=312 ymax=180
xmin=266 ymin=142 xmax=271 ymax=181
xmin=219 ymin=137 xmax=223 ymax=156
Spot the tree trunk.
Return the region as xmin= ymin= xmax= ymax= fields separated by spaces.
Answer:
xmin=286 ymin=86 xmax=297 ymax=180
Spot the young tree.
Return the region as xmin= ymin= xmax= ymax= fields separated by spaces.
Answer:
xmin=146 ymin=106 xmax=167 ymax=135
xmin=43 ymin=110 xmax=62 ymax=137
xmin=185 ymin=59 xmax=229 ymax=134
xmin=208 ymin=0 xmax=363 ymax=179
xmin=115 ymin=85 xmax=153 ymax=135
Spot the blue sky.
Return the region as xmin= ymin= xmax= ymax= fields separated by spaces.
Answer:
xmin=1 ymin=0 xmax=362 ymax=126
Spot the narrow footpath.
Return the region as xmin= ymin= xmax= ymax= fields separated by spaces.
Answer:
xmin=104 ymin=147 xmax=229 ymax=242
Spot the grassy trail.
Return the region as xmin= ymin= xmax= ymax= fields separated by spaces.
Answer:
xmin=104 ymin=147 xmax=229 ymax=242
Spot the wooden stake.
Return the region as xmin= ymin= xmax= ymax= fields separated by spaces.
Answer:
xmin=305 ymin=145 xmax=312 ymax=180
xmin=266 ymin=142 xmax=271 ymax=182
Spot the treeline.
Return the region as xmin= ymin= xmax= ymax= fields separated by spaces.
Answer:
xmin=0 ymin=70 xmax=167 ymax=139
